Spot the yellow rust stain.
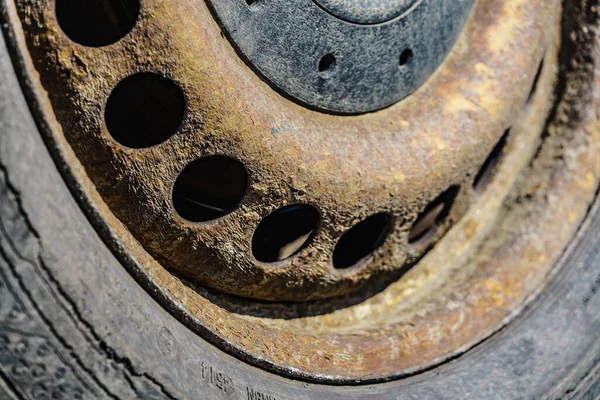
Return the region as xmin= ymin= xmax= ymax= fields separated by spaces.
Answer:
xmin=443 ymin=93 xmax=479 ymax=114
xmin=394 ymin=171 xmax=406 ymax=183
xmin=484 ymin=279 xmax=503 ymax=293
xmin=569 ymin=212 xmax=578 ymax=223
xmin=453 ymin=218 xmax=480 ymax=256
xmin=474 ymin=63 xmax=494 ymax=78
xmin=441 ymin=73 xmax=501 ymax=117
xmin=483 ymin=279 xmax=508 ymax=307
xmin=477 ymin=92 xmax=501 ymax=117
xmin=492 ymin=296 xmax=505 ymax=307
xmin=462 ymin=218 xmax=479 ymax=241
xmin=485 ymin=1 xmax=526 ymax=54
xmin=434 ymin=138 xmax=448 ymax=150
xmin=580 ymin=172 xmax=596 ymax=190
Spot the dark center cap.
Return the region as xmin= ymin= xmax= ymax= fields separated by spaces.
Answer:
xmin=207 ymin=0 xmax=474 ymax=114
xmin=315 ymin=0 xmax=422 ymax=24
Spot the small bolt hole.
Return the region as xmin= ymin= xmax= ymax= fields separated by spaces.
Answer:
xmin=246 ymin=0 xmax=257 ymax=5
xmin=472 ymin=129 xmax=511 ymax=193
xmin=318 ymin=53 xmax=337 ymax=78
xmin=399 ymin=48 xmax=414 ymax=69
xmin=333 ymin=213 xmax=392 ymax=270
xmin=408 ymin=186 xmax=460 ymax=246
xmin=252 ymin=205 xmax=320 ymax=263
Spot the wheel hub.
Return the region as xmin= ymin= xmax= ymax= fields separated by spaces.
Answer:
xmin=207 ymin=0 xmax=475 ymax=113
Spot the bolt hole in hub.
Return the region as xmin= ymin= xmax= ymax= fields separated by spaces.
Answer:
xmin=318 ymin=53 xmax=337 ymax=78
xmin=399 ymin=48 xmax=414 ymax=69
xmin=10 ymin=0 xmax=598 ymax=384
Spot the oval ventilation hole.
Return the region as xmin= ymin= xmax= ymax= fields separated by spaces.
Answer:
xmin=105 ymin=73 xmax=186 ymax=149
xmin=252 ymin=205 xmax=320 ymax=263
xmin=408 ymin=186 xmax=460 ymax=246
xmin=56 ymin=0 xmax=140 ymax=47
xmin=333 ymin=213 xmax=392 ymax=270
xmin=527 ymin=58 xmax=544 ymax=104
xmin=473 ymin=129 xmax=511 ymax=193
xmin=173 ymin=156 xmax=249 ymax=223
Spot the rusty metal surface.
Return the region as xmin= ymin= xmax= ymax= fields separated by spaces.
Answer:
xmin=3 ymin=0 xmax=599 ymax=383
xmin=10 ymin=0 xmax=558 ymax=303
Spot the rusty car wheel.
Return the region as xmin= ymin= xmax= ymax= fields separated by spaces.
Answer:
xmin=0 ymin=0 xmax=599 ymax=398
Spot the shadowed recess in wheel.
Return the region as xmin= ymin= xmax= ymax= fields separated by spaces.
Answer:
xmin=172 ymin=155 xmax=249 ymax=222
xmin=333 ymin=213 xmax=392 ymax=269
xmin=473 ymin=130 xmax=511 ymax=193
xmin=105 ymin=72 xmax=186 ymax=148
xmin=408 ymin=185 xmax=460 ymax=247
xmin=252 ymin=204 xmax=320 ymax=262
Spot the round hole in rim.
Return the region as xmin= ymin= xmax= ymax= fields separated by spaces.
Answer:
xmin=55 ymin=0 xmax=140 ymax=47
xmin=333 ymin=213 xmax=392 ymax=270
xmin=408 ymin=185 xmax=460 ymax=246
xmin=399 ymin=48 xmax=414 ymax=68
xmin=318 ymin=53 xmax=337 ymax=78
xmin=105 ymin=72 xmax=185 ymax=149
xmin=252 ymin=204 xmax=320 ymax=263
xmin=472 ymin=129 xmax=511 ymax=193
xmin=172 ymin=155 xmax=249 ymax=223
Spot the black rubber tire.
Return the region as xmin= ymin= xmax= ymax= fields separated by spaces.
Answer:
xmin=1 ymin=9 xmax=600 ymax=400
